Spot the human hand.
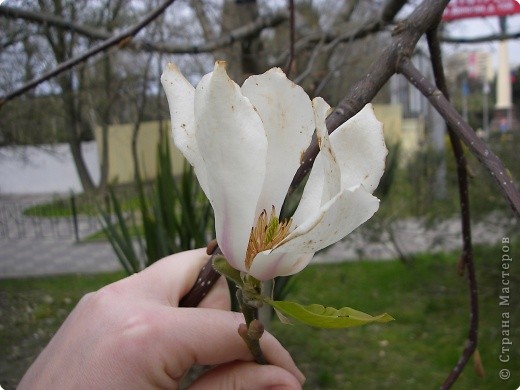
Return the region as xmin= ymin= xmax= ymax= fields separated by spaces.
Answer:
xmin=18 ymin=248 xmax=305 ymax=389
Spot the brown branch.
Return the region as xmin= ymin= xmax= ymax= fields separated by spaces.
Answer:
xmin=179 ymin=245 xmax=223 ymax=307
xmin=271 ymin=0 xmax=407 ymax=67
xmin=398 ymin=59 xmax=520 ymax=219
xmin=0 ymin=0 xmax=177 ymax=108
xmin=0 ymin=4 xmax=287 ymax=56
xmin=190 ymin=0 xmax=217 ymax=40
xmin=441 ymin=31 xmax=520 ymax=44
xmin=426 ymin=25 xmax=479 ymax=390
xmin=284 ymin=0 xmax=295 ymax=77
xmin=0 ymin=4 xmax=111 ymax=40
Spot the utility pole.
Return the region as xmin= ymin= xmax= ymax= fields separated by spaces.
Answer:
xmin=495 ymin=16 xmax=513 ymax=133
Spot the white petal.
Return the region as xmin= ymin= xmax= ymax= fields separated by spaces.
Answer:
xmin=286 ymin=100 xmax=386 ymax=253
xmin=330 ymin=104 xmax=387 ymax=193
xmin=277 ymin=185 xmax=380 ymax=253
xmin=161 ymin=63 xmax=209 ymax=195
xmin=248 ymin=251 xmax=314 ymax=281
xmin=194 ymin=61 xmax=267 ymax=272
xmin=290 ymin=97 xmax=338 ymax=226
xmin=241 ymin=68 xmax=315 ymax=216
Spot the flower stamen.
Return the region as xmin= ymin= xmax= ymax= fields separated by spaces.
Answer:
xmin=245 ymin=206 xmax=292 ymax=270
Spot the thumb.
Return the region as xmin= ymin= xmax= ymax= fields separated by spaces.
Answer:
xmin=189 ymin=361 xmax=304 ymax=390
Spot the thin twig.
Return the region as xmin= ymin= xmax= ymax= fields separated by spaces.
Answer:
xmin=426 ymin=24 xmax=479 ymax=390
xmin=0 ymin=4 xmax=287 ymax=57
xmin=0 ymin=0 xmax=177 ymax=108
xmin=271 ymin=0 xmax=407 ymax=68
xmin=294 ymin=36 xmax=325 ymax=84
xmin=1 ymin=3 xmax=286 ymax=54
xmin=284 ymin=0 xmax=295 ymax=77
xmin=237 ymin=290 xmax=266 ymax=365
xmin=441 ymin=31 xmax=520 ymax=43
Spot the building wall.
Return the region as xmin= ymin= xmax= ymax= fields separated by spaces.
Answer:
xmin=94 ymin=121 xmax=186 ymax=184
xmin=95 ymin=105 xmax=418 ymax=185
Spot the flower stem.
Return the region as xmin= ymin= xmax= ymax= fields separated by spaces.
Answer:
xmin=237 ymin=289 xmax=266 ymax=365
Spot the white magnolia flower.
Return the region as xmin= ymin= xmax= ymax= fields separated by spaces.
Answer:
xmin=161 ymin=61 xmax=387 ymax=281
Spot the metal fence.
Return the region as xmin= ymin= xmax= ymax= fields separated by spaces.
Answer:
xmin=0 ymin=194 xmax=103 ymax=240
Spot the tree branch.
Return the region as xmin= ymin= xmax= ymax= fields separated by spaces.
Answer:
xmin=441 ymin=31 xmax=520 ymax=44
xmin=0 ymin=4 xmax=110 ymax=40
xmin=290 ymin=0 xmax=450 ymax=192
xmin=0 ymin=0 xmax=178 ymax=108
xmin=0 ymin=4 xmax=287 ymax=56
xmin=284 ymin=0 xmax=295 ymax=77
xmin=272 ymin=0 xmax=407 ymax=67
xmin=427 ymin=24 xmax=479 ymax=389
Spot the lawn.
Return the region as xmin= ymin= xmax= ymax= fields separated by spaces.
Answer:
xmin=271 ymin=246 xmax=519 ymax=389
xmin=0 ymin=244 xmax=517 ymax=389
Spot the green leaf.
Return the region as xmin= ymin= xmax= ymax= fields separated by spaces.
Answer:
xmin=265 ymin=300 xmax=394 ymax=329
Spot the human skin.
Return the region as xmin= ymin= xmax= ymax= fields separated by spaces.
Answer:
xmin=18 ymin=249 xmax=305 ymax=389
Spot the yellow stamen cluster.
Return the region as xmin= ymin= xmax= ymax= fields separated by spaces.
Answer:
xmin=245 ymin=206 xmax=292 ymax=270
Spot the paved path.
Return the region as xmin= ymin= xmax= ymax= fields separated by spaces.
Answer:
xmin=0 ymin=194 xmax=122 ymax=278
xmin=313 ymin=215 xmax=517 ymax=263
xmin=1 ymin=212 xmax=516 ymax=279
xmin=0 ymin=238 xmax=121 ymax=278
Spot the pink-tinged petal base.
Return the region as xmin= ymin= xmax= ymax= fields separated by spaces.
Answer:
xmin=248 ymin=251 xmax=314 ymax=281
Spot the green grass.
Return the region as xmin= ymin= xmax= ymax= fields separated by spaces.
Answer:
xmin=272 ymin=245 xmax=519 ymax=389
xmin=0 ymin=244 xmax=517 ymax=389
xmin=0 ymin=272 xmax=125 ymax=389
xmin=22 ymin=192 xmax=142 ymax=218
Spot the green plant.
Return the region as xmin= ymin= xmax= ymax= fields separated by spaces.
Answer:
xmin=100 ymin=130 xmax=214 ymax=274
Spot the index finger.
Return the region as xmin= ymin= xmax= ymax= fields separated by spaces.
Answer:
xmin=121 ymin=249 xmax=219 ymax=307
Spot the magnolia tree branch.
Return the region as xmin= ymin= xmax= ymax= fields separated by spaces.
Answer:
xmin=290 ymin=0 xmax=451 ymax=191
xmin=0 ymin=0 xmax=177 ymax=108
xmin=426 ymin=25 xmax=479 ymax=389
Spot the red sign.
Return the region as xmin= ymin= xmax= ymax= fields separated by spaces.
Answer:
xmin=443 ymin=0 xmax=520 ymax=21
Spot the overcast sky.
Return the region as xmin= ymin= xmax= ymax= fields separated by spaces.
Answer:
xmin=442 ymin=14 xmax=520 ymax=69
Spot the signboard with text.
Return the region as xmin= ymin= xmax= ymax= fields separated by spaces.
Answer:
xmin=442 ymin=0 xmax=520 ymax=21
